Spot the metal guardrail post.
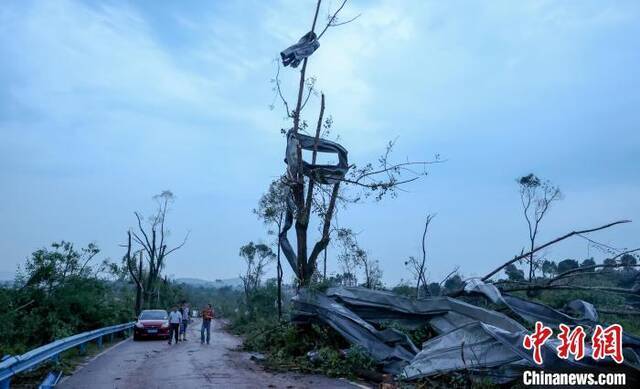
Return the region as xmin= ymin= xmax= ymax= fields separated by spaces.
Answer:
xmin=0 ymin=377 xmax=11 ymax=389
xmin=96 ymin=336 xmax=103 ymax=349
xmin=38 ymin=371 xmax=62 ymax=389
xmin=79 ymin=343 xmax=86 ymax=354
xmin=0 ymin=356 xmax=10 ymax=389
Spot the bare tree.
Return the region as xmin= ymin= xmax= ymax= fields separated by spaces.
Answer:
xmin=254 ymin=178 xmax=289 ymax=320
xmin=274 ymin=0 xmax=441 ymax=287
xmin=360 ymin=253 xmax=383 ymax=289
xmin=334 ymin=228 xmax=382 ymax=288
xmin=239 ymin=242 xmax=276 ymax=304
xmin=405 ymin=255 xmax=428 ymax=297
xmin=404 ymin=214 xmax=436 ymax=298
xmin=517 ymin=174 xmax=561 ymax=282
xmin=416 ymin=214 xmax=435 ymax=297
xmin=336 ymin=228 xmax=359 ymax=286
xmin=130 ymin=191 xmax=189 ymax=309
xmin=123 ymin=231 xmax=145 ymax=315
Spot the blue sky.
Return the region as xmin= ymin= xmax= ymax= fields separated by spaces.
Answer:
xmin=1 ymin=0 xmax=639 ymax=285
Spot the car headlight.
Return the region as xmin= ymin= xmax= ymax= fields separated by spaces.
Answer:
xmin=135 ymin=322 xmax=144 ymax=329
xmin=161 ymin=322 xmax=169 ymax=329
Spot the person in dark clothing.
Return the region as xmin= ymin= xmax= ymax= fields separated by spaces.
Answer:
xmin=180 ymin=302 xmax=190 ymax=341
xmin=201 ymin=304 xmax=214 ymax=345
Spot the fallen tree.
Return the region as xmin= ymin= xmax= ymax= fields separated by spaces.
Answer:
xmin=482 ymin=219 xmax=631 ymax=281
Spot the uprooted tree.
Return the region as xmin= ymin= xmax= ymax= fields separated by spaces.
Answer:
xmin=274 ymin=0 xmax=440 ymax=287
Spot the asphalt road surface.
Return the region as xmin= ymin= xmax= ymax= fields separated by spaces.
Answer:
xmin=59 ymin=318 xmax=362 ymax=389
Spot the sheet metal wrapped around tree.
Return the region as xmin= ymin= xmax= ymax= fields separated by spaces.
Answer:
xmin=285 ymin=130 xmax=349 ymax=185
xmin=280 ymin=31 xmax=320 ymax=68
xmin=292 ymin=284 xmax=640 ymax=382
xmin=279 ymin=131 xmax=350 ymax=281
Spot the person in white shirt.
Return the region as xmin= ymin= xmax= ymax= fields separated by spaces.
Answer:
xmin=168 ymin=306 xmax=182 ymax=345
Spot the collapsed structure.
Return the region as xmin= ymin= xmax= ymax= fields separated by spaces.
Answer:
xmin=292 ymin=282 xmax=640 ymax=383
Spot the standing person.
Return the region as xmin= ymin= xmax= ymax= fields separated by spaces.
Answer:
xmin=180 ymin=302 xmax=190 ymax=341
xmin=201 ymin=304 xmax=214 ymax=345
xmin=168 ymin=306 xmax=182 ymax=345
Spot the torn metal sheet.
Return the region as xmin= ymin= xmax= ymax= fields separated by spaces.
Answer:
xmin=280 ymin=31 xmax=320 ymax=68
xmin=402 ymin=322 xmax=529 ymax=381
xmin=463 ymin=279 xmax=640 ymax=355
xmin=564 ymin=299 xmax=599 ymax=322
xmin=285 ymin=130 xmax=349 ymax=185
xmin=293 ymin=286 xmax=640 ymax=383
xmin=292 ymin=289 xmax=416 ymax=374
xmin=404 ymin=321 xmax=639 ymax=382
xmin=463 ymin=279 xmax=598 ymax=327
xmin=279 ymin=131 xmax=349 ymax=280
xmin=326 ymin=286 xmax=526 ymax=334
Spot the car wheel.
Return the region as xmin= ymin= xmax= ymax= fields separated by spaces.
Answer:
xmin=133 ymin=334 xmax=140 ymax=341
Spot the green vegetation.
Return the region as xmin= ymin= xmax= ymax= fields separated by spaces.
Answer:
xmin=0 ymin=238 xmax=248 ymax=387
xmin=0 ymin=242 xmax=133 ymax=356
xmin=222 ymin=252 xmax=640 ymax=386
xmin=1 ymin=237 xmax=638 ymax=389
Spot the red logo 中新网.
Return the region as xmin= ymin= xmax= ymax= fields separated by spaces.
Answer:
xmin=523 ymin=322 xmax=625 ymax=364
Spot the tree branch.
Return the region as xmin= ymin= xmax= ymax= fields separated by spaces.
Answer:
xmin=317 ymin=0 xmax=355 ymax=39
xmin=163 ymin=231 xmax=191 ymax=257
xmin=501 ymin=284 xmax=639 ymax=296
xmin=134 ymin=212 xmax=152 ymax=252
xmin=482 ymin=220 xmax=632 ymax=281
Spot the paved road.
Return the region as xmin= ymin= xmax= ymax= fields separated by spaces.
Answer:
xmin=59 ymin=319 xmax=362 ymax=389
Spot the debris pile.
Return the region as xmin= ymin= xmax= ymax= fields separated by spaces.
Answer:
xmin=292 ymin=281 xmax=640 ymax=383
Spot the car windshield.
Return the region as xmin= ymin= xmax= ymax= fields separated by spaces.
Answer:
xmin=139 ymin=311 xmax=167 ymax=320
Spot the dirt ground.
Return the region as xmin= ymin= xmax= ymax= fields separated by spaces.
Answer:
xmin=58 ymin=318 xmax=365 ymax=389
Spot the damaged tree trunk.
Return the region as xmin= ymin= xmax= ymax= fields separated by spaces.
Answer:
xmin=290 ymin=2 xmax=323 ymax=287
xmin=277 ymin=214 xmax=283 ymax=320
xmin=125 ymin=231 xmax=145 ymax=315
xmin=277 ymin=0 xmax=436 ymax=287
xmin=415 ymin=214 xmax=434 ymax=298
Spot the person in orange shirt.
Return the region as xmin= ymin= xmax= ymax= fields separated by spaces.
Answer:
xmin=201 ymin=304 xmax=214 ymax=345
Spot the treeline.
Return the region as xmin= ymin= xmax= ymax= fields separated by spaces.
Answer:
xmin=0 ymin=240 xmax=238 ymax=357
xmin=0 ymin=242 xmax=133 ymax=356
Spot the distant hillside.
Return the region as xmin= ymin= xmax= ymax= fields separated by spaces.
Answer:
xmin=0 ymin=271 xmax=15 ymax=282
xmin=175 ymin=277 xmax=243 ymax=289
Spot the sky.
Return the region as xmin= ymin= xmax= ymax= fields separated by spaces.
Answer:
xmin=1 ymin=0 xmax=639 ymax=285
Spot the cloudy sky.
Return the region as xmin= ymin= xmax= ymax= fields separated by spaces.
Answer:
xmin=1 ymin=0 xmax=639 ymax=285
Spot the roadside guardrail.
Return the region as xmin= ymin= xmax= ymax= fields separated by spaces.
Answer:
xmin=0 ymin=322 xmax=134 ymax=389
